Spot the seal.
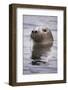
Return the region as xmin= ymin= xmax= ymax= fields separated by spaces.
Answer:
xmin=31 ymin=27 xmax=53 ymax=65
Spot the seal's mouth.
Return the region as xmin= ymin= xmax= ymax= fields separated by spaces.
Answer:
xmin=31 ymin=30 xmax=43 ymax=42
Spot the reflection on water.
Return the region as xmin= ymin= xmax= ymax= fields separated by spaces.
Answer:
xmin=23 ymin=15 xmax=57 ymax=74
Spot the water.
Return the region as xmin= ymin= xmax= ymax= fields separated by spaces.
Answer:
xmin=23 ymin=15 xmax=57 ymax=74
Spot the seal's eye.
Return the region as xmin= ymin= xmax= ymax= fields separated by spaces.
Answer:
xmin=42 ymin=29 xmax=47 ymax=32
xmin=35 ymin=31 xmax=37 ymax=33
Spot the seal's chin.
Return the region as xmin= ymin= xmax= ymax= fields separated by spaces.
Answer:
xmin=33 ymin=35 xmax=43 ymax=42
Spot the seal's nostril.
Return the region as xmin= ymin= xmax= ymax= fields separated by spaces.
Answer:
xmin=32 ymin=31 xmax=37 ymax=33
xmin=32 ymin=31 xmax=34 ymax=33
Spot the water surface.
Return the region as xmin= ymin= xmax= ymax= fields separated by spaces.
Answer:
xmin=23 ymin=15 xmax=57 ymax=74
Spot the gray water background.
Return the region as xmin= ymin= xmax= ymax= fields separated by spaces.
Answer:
xmin=23 ymin=15 xmax=57 ymax=74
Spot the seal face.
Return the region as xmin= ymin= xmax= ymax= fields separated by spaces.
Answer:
xmin=31 ymin=27 xmax=53 ymax=46
xmin=31 ymin=27 xmax=54 ymax=64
